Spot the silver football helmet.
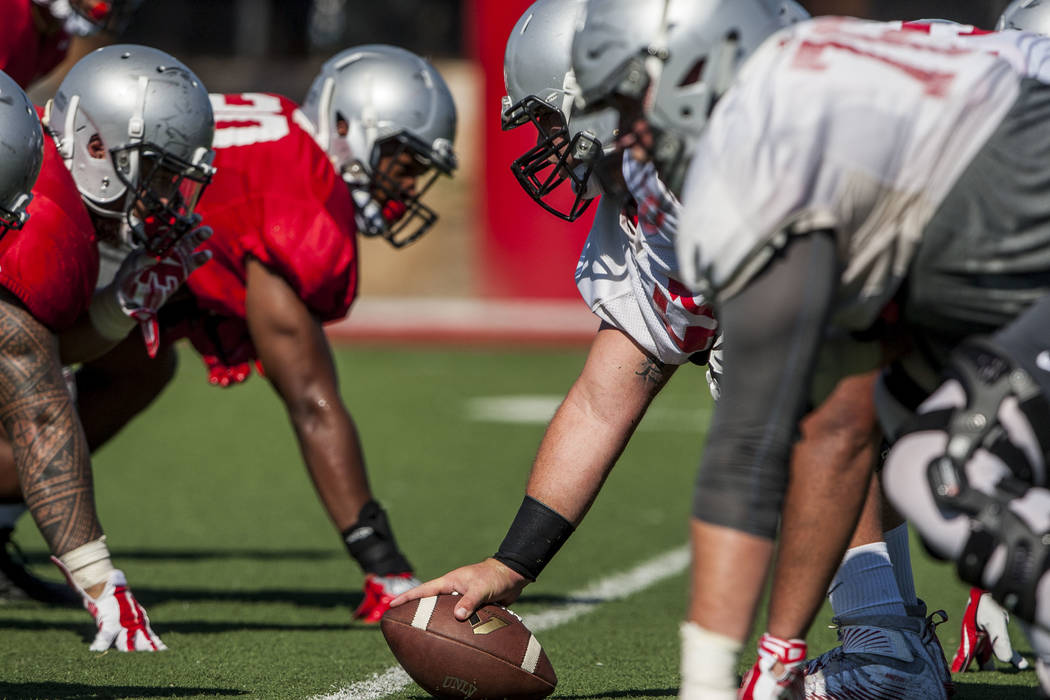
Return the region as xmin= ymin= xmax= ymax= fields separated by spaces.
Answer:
xmin=572 ymin=0 xmax=788 ymax=193
xmin=47 ymin=44 xmax=215 ymax=255
xmin=998 ymin=0 xmax=1050 ymax=34
xmin=33 ymin=0 xmax=144 ymax=36
xmin=778 ymin=0 xmax=810 ymax=25
xmin=502 ymin=0 xmax=616 ymax=221
xmin=0 ymin=70 xmax=44 ymax=233
xmin=301 ymin=44 xmax=458 ymax=247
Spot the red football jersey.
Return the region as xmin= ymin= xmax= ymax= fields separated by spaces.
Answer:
xmin=0 ymin=111 xmax=98 ymax=331
xmin=0 ymin=0 xmax=71 ymax=89
xmin=188 ymin=93 xmax=358 ymax=327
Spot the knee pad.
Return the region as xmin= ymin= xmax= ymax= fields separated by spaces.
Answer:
xmin=884 ymin=338 xmax=1050 ymax=623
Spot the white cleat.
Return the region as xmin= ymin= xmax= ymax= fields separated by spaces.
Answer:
xmin=803 ymin=614 xmax=948 ymax=700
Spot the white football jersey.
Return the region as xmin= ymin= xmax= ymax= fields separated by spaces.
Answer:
xmin=575 ymin=156 xmax=717 ymax=365
xmin=677 ymin=16 xmax=1023 ymax=331
xmin=890 ymin=20 xmax=1050 ymax=83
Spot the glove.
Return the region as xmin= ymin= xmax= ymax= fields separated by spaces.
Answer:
xmin=50 ymin=559 xmax=166 ymax=652
xmin=187 ymin=315 xmax=259 ymax=387
xmin=950 ymin=587 xmax=1030 ymax=672
xmin=115 ymin=224 xmax=213 ymax=358
xmin=705 ymin=334 xmax=724 ymax=402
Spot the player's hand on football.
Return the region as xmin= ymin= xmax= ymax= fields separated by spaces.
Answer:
xmin=389 ymin=558 xmax=529 ymax=621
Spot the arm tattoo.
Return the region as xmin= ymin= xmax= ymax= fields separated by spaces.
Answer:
xmin=0 ymin=297 xmax=101 ymax=556
xmin=634 ymin=356 xmax=669 ymax=388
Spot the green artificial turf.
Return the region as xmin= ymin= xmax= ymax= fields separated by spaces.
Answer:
xmin=0 ymin=343 xmax=1039 ymax=698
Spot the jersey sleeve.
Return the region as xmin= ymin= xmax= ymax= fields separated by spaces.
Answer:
xmin=243 ymin=190 xmax=358 ymax=323
xmin=0 ymin=129 xmax=98 ymax=332
xmin=576 ymin=195 xmax=717 ymax=365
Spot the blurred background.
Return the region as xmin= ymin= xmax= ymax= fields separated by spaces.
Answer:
xmin=26 ymin=0 xmax=1018 ymax=317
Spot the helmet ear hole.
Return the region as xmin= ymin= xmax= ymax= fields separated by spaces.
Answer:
xmin=336 ymin=113 xmax=349 ymax=137
xmin=87 ymin=134 xmax=106 ymax=159
xmin=677 ymin=58 xmax=706 ymax=88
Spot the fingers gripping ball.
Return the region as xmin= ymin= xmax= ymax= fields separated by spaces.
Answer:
xmin=381 ymin=594 xmax=556 ymax=699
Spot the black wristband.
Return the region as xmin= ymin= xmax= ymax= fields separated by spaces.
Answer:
xmin=493 ymin=496 xmax=575 ymax=581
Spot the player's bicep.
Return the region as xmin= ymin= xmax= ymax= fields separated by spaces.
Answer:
xmin=244 ymin=257 xmax=338 ymax=404
xmin=570 ymin=323 xmax=676 ymax=423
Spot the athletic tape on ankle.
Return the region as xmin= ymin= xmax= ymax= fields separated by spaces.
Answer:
xmin=679 ymin=622 xmax=743 ymax=694
xmin=58 ymin=536 xmax=115 ymax=590
xmin=494 ymin=496 xmax=574 ymax=581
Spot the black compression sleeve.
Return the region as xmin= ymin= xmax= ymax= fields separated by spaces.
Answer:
xmin=693 ymin=231 xmax=838 ymax=539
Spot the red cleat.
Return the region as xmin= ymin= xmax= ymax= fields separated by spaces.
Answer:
xmin=353 ymin=572 xmax=420 ymax=624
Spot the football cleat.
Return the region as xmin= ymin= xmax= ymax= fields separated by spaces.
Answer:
xmin=803 ymin=614 xmax=948 ymax=700
xmin=950 ymin=588 xmax=1030 ymax=673
xmin=353 ymin=572 xmax=420 ymax=624
xmin=906 ymin=599 xmax=955 ymax=698
xmin=739 ymin=633 xmax=806 ymax=700
xmin=0 ymin=527 xmax=79 ymax=605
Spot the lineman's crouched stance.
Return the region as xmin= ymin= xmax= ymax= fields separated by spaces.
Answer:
xmin=884 ymin=295 xmax=1050 ymax=635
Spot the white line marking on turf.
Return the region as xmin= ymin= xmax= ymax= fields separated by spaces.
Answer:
xmin=466 ymin=396 xmax=707 ymax=432
xmin=310 ymin=545 xmax=689 ymax=700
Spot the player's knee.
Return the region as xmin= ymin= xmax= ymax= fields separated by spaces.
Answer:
xmin=692 ymin=463 xmax=784 ymax=539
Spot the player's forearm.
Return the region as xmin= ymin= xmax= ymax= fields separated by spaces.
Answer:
xmin=526 ymin=394 xmax=642 ymax=525
xmin=0 ymin=302 xmax=101 ymax=555
xmin=287 ymin=394 xmax=372 ymax=530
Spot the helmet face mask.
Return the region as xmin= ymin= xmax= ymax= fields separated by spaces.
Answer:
xmin=504 ymin=95 xmax=597 ymax=222
xmin=366 ymin=131 xmax=454 ymax=248
xmin=0 ymin=190 xmax=34 ymax=233
xmin=109 ymin=142 xmax=214 ymax=256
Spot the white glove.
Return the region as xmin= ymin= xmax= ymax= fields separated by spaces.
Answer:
xmin=51 ymin=559 xmax=167 ymax=652
xmin=705 ymin=335 xmax=724 ymax=402
xmin=976 ymin=591 xmax=1029 ymax=670
xmin=91 ymin=224 xmax=212 ymax=357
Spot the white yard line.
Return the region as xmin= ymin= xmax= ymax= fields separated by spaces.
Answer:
xmin=310 ymin=545 xmax=690 ymax=700
xmin=466 ymin=396 xmax=708 ymax=432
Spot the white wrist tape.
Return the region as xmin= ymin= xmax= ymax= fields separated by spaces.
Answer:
xmin=680 ymin=622 xmax=743 ymax=699
xmin=59 ymin=536 xmax=115 ymax=591
xmin=88 ymin=285 xmax=136 ymax=342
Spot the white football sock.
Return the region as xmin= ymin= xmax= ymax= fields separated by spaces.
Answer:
xmin=883 ymin=523 xmax=918 ymax=607
xmin=680 ymin=622 xmax=742 ymax=700
xmin=0 ymin=503 xmax=27 ymax=529
xmin=828 ymin=541 xmax=907 ymax=618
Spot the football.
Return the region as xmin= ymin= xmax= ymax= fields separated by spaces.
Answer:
xmin=381 ymin=594 xmax=557 ymax=700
